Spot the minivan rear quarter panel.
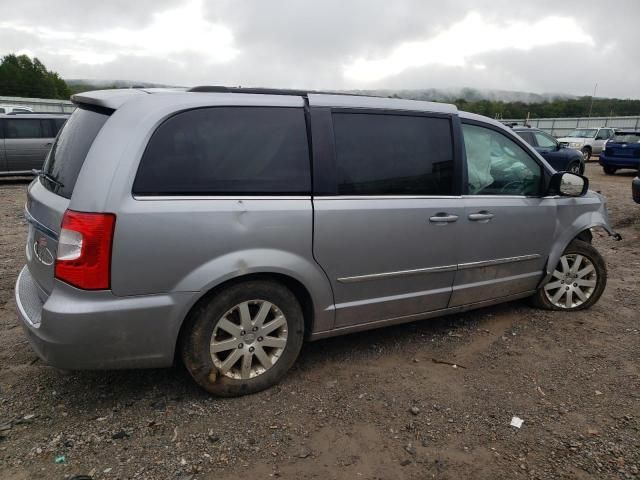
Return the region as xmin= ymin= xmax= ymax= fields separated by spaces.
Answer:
xmin=79 ymin=94 xmax=336 ymax=334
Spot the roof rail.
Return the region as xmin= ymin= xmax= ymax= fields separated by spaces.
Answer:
xmin=3 ymin=111 xmax=70 ymax=115
xmin=187 ymin=85 xmax=375 ymax=98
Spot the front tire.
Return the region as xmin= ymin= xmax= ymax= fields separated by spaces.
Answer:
xmin=567 ymin=161 xmax=582 ymax=175
xmin=180 ymin=280 xmax=304 ymax=397
xmin=532 ymin=240 xmax=606 ymax=311
xmin=603 ymin=166 xmax=617 ymax=175
xmin=581 ymin=147 xmax=591 ymax=161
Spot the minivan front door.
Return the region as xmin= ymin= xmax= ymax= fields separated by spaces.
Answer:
xmin=311 ymin=108 xmax=462 ymax=328
xmin=450 ymin=122 xmax=556 ymax=307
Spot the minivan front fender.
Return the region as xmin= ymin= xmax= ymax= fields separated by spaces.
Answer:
xmin=174 ymin=248 xmax=335 ymax=334
xmin=541 ymin=192 xmax=619 ymax=285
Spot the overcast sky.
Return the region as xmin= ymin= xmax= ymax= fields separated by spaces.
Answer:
xmin=1 ymin=0 xmax=638 ymax=98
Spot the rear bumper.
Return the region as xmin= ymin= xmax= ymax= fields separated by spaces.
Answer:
xmin=599 ymin=154 xmax=640 ymax=169
xmin=15 ymin=266 xmax=193 ymax=370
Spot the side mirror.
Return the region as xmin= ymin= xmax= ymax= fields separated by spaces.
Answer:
xmin=548 ymin=172 xmax=589 ymax=197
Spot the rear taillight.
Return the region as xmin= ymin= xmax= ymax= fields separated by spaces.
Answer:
xmin=55 ymin=210 xmax=116 ymax=290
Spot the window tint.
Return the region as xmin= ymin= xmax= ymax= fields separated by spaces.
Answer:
xmin=53 ymin=118 xmax=67 ymax=136
xmin=42 ymin=107 xmax=110 ymax=199
xmin=331 ymin=113 xmax=454 ymax=195
xmin=40 ymin=119 xmax=53 ymax=138
xmin=517 ymin=131 xmax=536 ymax=146
xmin=534 ymin=131 xmax=557 ymax=148
xmin=133 ymin=107 xmax=310 ymax=195
xmin=463 ymin=124 xmax=542 ymax=196
xmin=5 ymin=119 xmax=42 ymax=138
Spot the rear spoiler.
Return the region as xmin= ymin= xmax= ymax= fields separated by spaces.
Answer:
xmin=71 ymin=89 xmax=148 ymax=111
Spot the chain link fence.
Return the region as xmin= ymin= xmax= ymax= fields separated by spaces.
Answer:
xmin=501 ymin=116 xmax=640 ymax=137
xmin=0 ymin=96 xmax=75 ymax=113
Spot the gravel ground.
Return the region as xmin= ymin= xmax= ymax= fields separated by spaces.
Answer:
xmin=0 ymin=164 xmax=638 ymax=480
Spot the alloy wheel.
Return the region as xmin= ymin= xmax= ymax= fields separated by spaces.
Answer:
xmin=544 ymin=254 xmax=597 ymax=309
xmin=210 ymin=300 xmax=288 ymax=380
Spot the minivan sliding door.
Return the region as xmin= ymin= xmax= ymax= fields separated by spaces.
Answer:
xmin=311 ymin=108 xmax=463 ymax=329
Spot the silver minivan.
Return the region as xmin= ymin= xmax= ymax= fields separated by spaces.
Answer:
xmin=0 ymin=113 xmax=69 ymax=175
xmin=15 ymin=87 xmax=619 ymax=396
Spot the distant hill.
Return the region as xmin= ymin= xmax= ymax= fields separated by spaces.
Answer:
xmin=65 ymin=79 xmax=178 ymax=94
xmin=63 ymin=80 xmax=640 ymax=118
xmin=349 ymin=87 xmax=576 ymax=104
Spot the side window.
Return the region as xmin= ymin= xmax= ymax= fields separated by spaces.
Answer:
xmin=517 ymin=131 xmax=536 ymax=147
xmin=53 ymin=118 xmax=67 ymax=136
xmin=533 ymin=131 xmax=557 ymax=148
xmin=463 ymin=124 xmax=542 ymax=196
xmin=5 ymin=119 xmax=42 ymax=139
xmin=331 ymin=113 xmax=454 ymax=195
xmin=0 ymin=107 xmax=5 ymax=113
xmin=133 ymin=107 xmax=310 ymax=195
xmin=40 ymin=119 xmax=53 ymax=138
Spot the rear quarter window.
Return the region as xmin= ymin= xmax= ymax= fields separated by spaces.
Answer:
xmin=133 ymin=107 xmax=311 ymax=196
xmin=42 ymin=107 xmax=110 ymax=199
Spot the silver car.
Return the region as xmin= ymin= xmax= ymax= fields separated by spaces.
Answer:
xmin=1 ymin=113 xmax=69 ymax=176
xmin=15 ymin=87 xmax=619 ymax=396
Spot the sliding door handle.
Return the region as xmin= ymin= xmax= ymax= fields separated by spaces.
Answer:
xmin=429 ymin=213 xmax=459 ymax=224
xmin=468 ymin=212 xmax=494 ymax=222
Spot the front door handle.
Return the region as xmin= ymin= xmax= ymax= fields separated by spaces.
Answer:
xmin=429 ymin=213 xmax=459 ymax=224
xmin=468 ymin=211 xmax=494 ymax=222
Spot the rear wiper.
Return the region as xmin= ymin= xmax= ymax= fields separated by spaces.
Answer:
xmin=32 ymin=169 xmax=64 ymax=189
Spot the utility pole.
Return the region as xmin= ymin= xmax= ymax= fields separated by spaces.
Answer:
xmin=588 ymin=83 xmax=598 ymax=118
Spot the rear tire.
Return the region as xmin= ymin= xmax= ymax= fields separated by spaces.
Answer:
xmin=581 ymin=147 xmax=591 ymax=161
xmin=603 ymin=166 xmax=617 ymax=175
xmin=531 ymin=240 xmax=606 ymax=311
xmin=180 ymin=280 xmax=304 ymax=397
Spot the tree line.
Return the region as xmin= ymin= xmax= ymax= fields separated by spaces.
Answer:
xmin=0 ymin=54 xmax=71 ymax=99
xmin=1 ymin=53 xmax=640 ymax=118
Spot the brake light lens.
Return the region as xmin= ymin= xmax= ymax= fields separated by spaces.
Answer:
xmin=55 ymin=210 xmax=116 ymax=290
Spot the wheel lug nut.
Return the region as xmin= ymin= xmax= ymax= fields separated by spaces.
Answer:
xmin=238 ymin=343 xmax=243 ymax=349
xmin=258 ymin=336 xmax=263 ymax=342
xmin=240 ymin=330 xmax=246 ymax=336
xmin=573 ymin=283 xmax=577 ymax=287
xmin=249 ymin=347 xmax=255 ymax=353
xmin=561 ymin=280 xmax=564 ymax=284
xmin=252 ymin=327 xmax=258 ymax=332
xmin=566 ymin=286 xmax=570 ymax=290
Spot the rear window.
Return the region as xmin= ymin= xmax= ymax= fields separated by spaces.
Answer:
xmin=331 ymin=113 xmax=454 ymax=195
xmin=133 ymin=107 xmax=311 ymax=196
xmin=612 ymin=133 xmax=640 ymax=143
xmin=42 ymin=107 xmax=110 ymax=199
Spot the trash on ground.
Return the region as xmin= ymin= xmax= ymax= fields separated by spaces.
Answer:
xmin=510 ymin=416 xmax=524 ymax=429
xmin=432 ymin=358 xmax=467 ymax=369
xmin=54 ymin=455 xmax=66 ymax=464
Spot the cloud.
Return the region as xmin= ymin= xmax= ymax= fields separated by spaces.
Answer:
xmin=343 ymin=13 xmax=593 ymax=82
xmin=0 ymin=0 xmax=638 ymax=97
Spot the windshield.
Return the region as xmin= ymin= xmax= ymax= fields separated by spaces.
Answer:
xmin=566 ymin=129 xmax=597 ymax=138
xmin=612 ymin=133 xmax=640 ymax=143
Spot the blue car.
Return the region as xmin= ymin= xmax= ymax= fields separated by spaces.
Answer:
xmin=512 ymin=126 xmax=584 ymax=174
xmin=599 ymin=131 xmax=640 ymax=175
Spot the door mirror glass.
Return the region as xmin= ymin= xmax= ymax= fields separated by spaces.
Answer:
xmin=549 ymin=172 xmax=588 ymax=197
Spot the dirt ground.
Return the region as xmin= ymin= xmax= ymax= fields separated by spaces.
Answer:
xmin=0 ymin=163 xmax=638 ymax=480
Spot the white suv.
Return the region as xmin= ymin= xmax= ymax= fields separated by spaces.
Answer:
xmin=0 ymin=104 xmax=34 ymax=114
xmin=557 ymin=127 xmax=615 ymax=161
